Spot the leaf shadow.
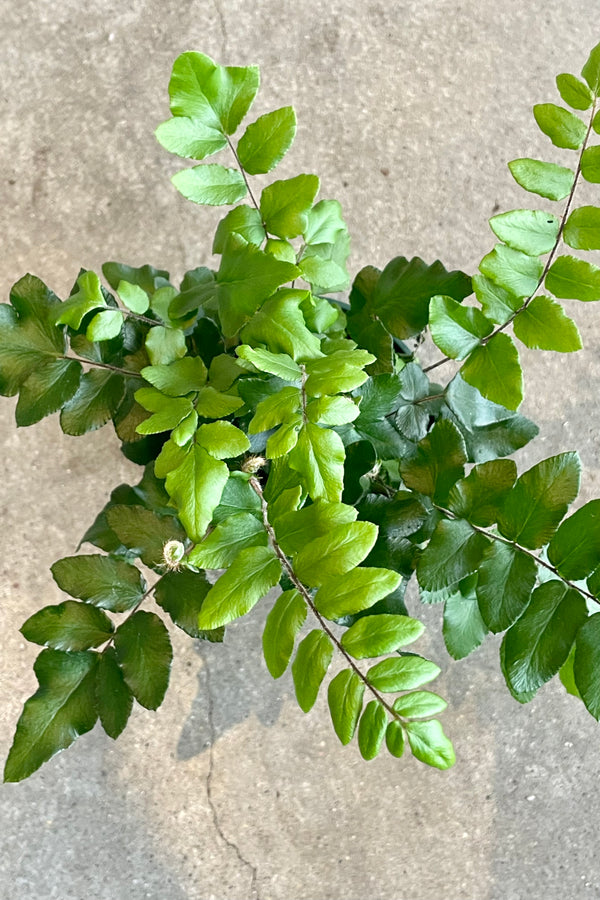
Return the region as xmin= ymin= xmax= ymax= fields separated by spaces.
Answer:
xmin=176 ymin=590 xmax=287 ymax=760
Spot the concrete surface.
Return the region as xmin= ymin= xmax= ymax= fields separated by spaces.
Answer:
xmin=2 ymin=2 xmax=600 ymax=898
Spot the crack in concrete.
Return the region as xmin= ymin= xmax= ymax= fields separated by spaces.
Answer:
xmin=204 ymin=659 xmax=261 ymax=900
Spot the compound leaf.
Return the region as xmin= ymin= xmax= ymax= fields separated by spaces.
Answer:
xmin=293 ymin=521 xmax=378 ymax=587
xmin=461 ymin=333 xmax=523 ymax=411
xmin=165 ymin=444 xmax=229 ymax=542
xmin=476 ymin=541 xmax=537 ymax=633
xmin=314 ymin=567 xmax=402 ymax=620
xmin=545 ymin=255 xmax=600 ymax=302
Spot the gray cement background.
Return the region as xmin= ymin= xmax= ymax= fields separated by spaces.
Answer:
xmin=2 ymin=2 xmax=600 ymax=898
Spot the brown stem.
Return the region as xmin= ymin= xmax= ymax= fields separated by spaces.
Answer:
xmin=424 ymin=96 xmax=599 ymax=372
xmin=248 ymin=476 xmax=409 ymax=722
xmin=434 ymin=504 xmax=600 ymax=606
xmin=62 ymin=355 xmax=144 ymax=379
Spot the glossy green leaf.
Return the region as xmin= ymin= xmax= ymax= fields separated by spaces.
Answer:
xmin=106 ymin=505 xmax=187 ymax=568
xmin=574 ymin=614 xmax=600 ymax=719
xmin=346 ymin=265 xmax=394 ymax=374
xmin=154 ymin=569 xmax=223 ymax=641
xmin=476 ymin=541 xmax=538 ymax=633
xmin=417 ymin=519 xmax=489 ymax=595
xmin=141 ymin=357 xmax=207 ymax=396
xmin=404 ymin=720 xmax=455 ymax=769
xmin=307 ymin=396 xmax=359 ymax=426
xmin=443 ymin=583 xmax=488 ymax=660
xmin=273 ymin=499 xmax=357 ymax=556
xmin=240 ymin=289 xmax=321 ymax=360
xmin=472 ymin=274 xmax=521 ymax=325
xmin=96 ymin=647 xmax=133 ymax=739
xmin=197 ymin=546 xmax=281 ymax=629
xmin=165 ymin=444 xmax=229 ymax=542
xmin=447 ymin=459 xmax=517 ymax=526
xmin=155 ymin=116 xmax=227 ymax=160
xmin=358 ymin=700 xmax=387 ymax=760
xmin=21 ymin=601 xmax=113 ymax=651
xmin=237 ymin=106 xmax=296 ymax=174
xmin=238 ymin=346 xmax=302 ymax=382
xmin=187 ymin=512 xmax=267 ymax=569
xmin=265 ymin=238 xmax=297 ymax=263
xmin=298 ymin=241 xmax=350 ymax=292
xmin=86 ymin=309 xmax=123 ymax=342
xmin=581 ymin=146 xmax=600 ymax=183
xmin=502 ymin=580 xmax=587 ymax=693
xmin=327 ymin=670 xmax=365 ymax=745
xmin=479 ymin=243 xmax=543 ymax=300
xmin=508 ymin=158 xmax=575 ymax=202
xmin=168 ymin=52 xmax=259 ymax=134
xmin=547 ymin=499 xmax=600 ymax=579
xmin=304 ymin=199 xmax=347 ymax=245
xmin=370 ymin=256 xmax=472 ymax=340
xmin=314 ymin=567 xmax=401 ymax=620
xmin=400 ymin=418 xmax=466 ymax=504
xmin=15 ymin=358 xmax=81 ymax=427
xmin=304 ymin=349 xmax=374 ymax=397
xmin=513 ymin=295 xmax=582 ymax=352
xmin=212 ymin=205 xmax=266 ymax=253
xmin=292 ymin=629 xmax=333 ymax=713
xmin=533 ymin=103 xmax=586 ymax=149
xmin=195 ymin=421 xmax=250 ymax=459
xmin=545 ymin=254 xmax=600 ymax=302
xmin=581 ymin=41 xmax=600 ymax=94
xmin=461 ymin=333 xmax=523 ymax=410
xmin=172 ymin=164 xmax=247 ymax=206
xmin=489 ymin=209 xmax=560 ymax=256
xmin=392 ymin=690 xmax=448 ymax=718
xmin=385 ymin=720 xmax=405 ymax=758
xmin=556 ymin=72 xmax=593 ymax=110
xmin=145 ymin=326 xmax=187 ymax=366
xmin=266 ymin=419 xmax=301 ymax=458
xmin=114 ymin=611 xmax=172 ymax=710
xmin=54 ymin=270 xmax=105 ymax=328
xmin=498 ymin=451 xmax=581 ymax=548
xmin=559 ymin=645 xmax=581 ymax=699
xmin=340 ymin=614 xmax=424 ymax=659
xmin=429 ymin=295 xmax=493 ymax=359
xmin=212 ymin=471 xmax=261 ymax=523
xmin=293 ymin=521 xmax=378 ymax=587
xmin=60 ymin=369 xmax=125 ymax=436
xmin=51 ymin=553 xmax=146 ymax=612
xmin=103 ymin=262 xmax=169 ymax=296
xmin=367 ymin=656 xmax=440 ymax=692
xmin=248 ymin=387 xmax=301 ymax=434
xmin=260 ymin=174 xmax=320 ymax=239
xmin=4 ymin=649 xmax=98 ymax=782
xmin=288 ymin=423 xmax=345 ymax=502
xmin=195 ymin=386 xmax=244 ymax=418
xmin=563 ymin=206 xmax=600 ymax=251
xmin=262 ymin=589 xmax=307 ymax=679
xmin=134 ymin=389 xmax=193 ymax=435
xmin=216 ymin=235 xmax=299 ymax=336
xmin=0 ymin=275 xmax=66 ymax=397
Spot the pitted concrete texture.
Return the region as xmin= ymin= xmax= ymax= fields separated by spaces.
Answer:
xmin=2 ymin=2 xmax=600 ymax=898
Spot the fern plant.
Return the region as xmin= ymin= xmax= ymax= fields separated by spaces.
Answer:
xmin=4 ymin=44 xmax=600 ymax=782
